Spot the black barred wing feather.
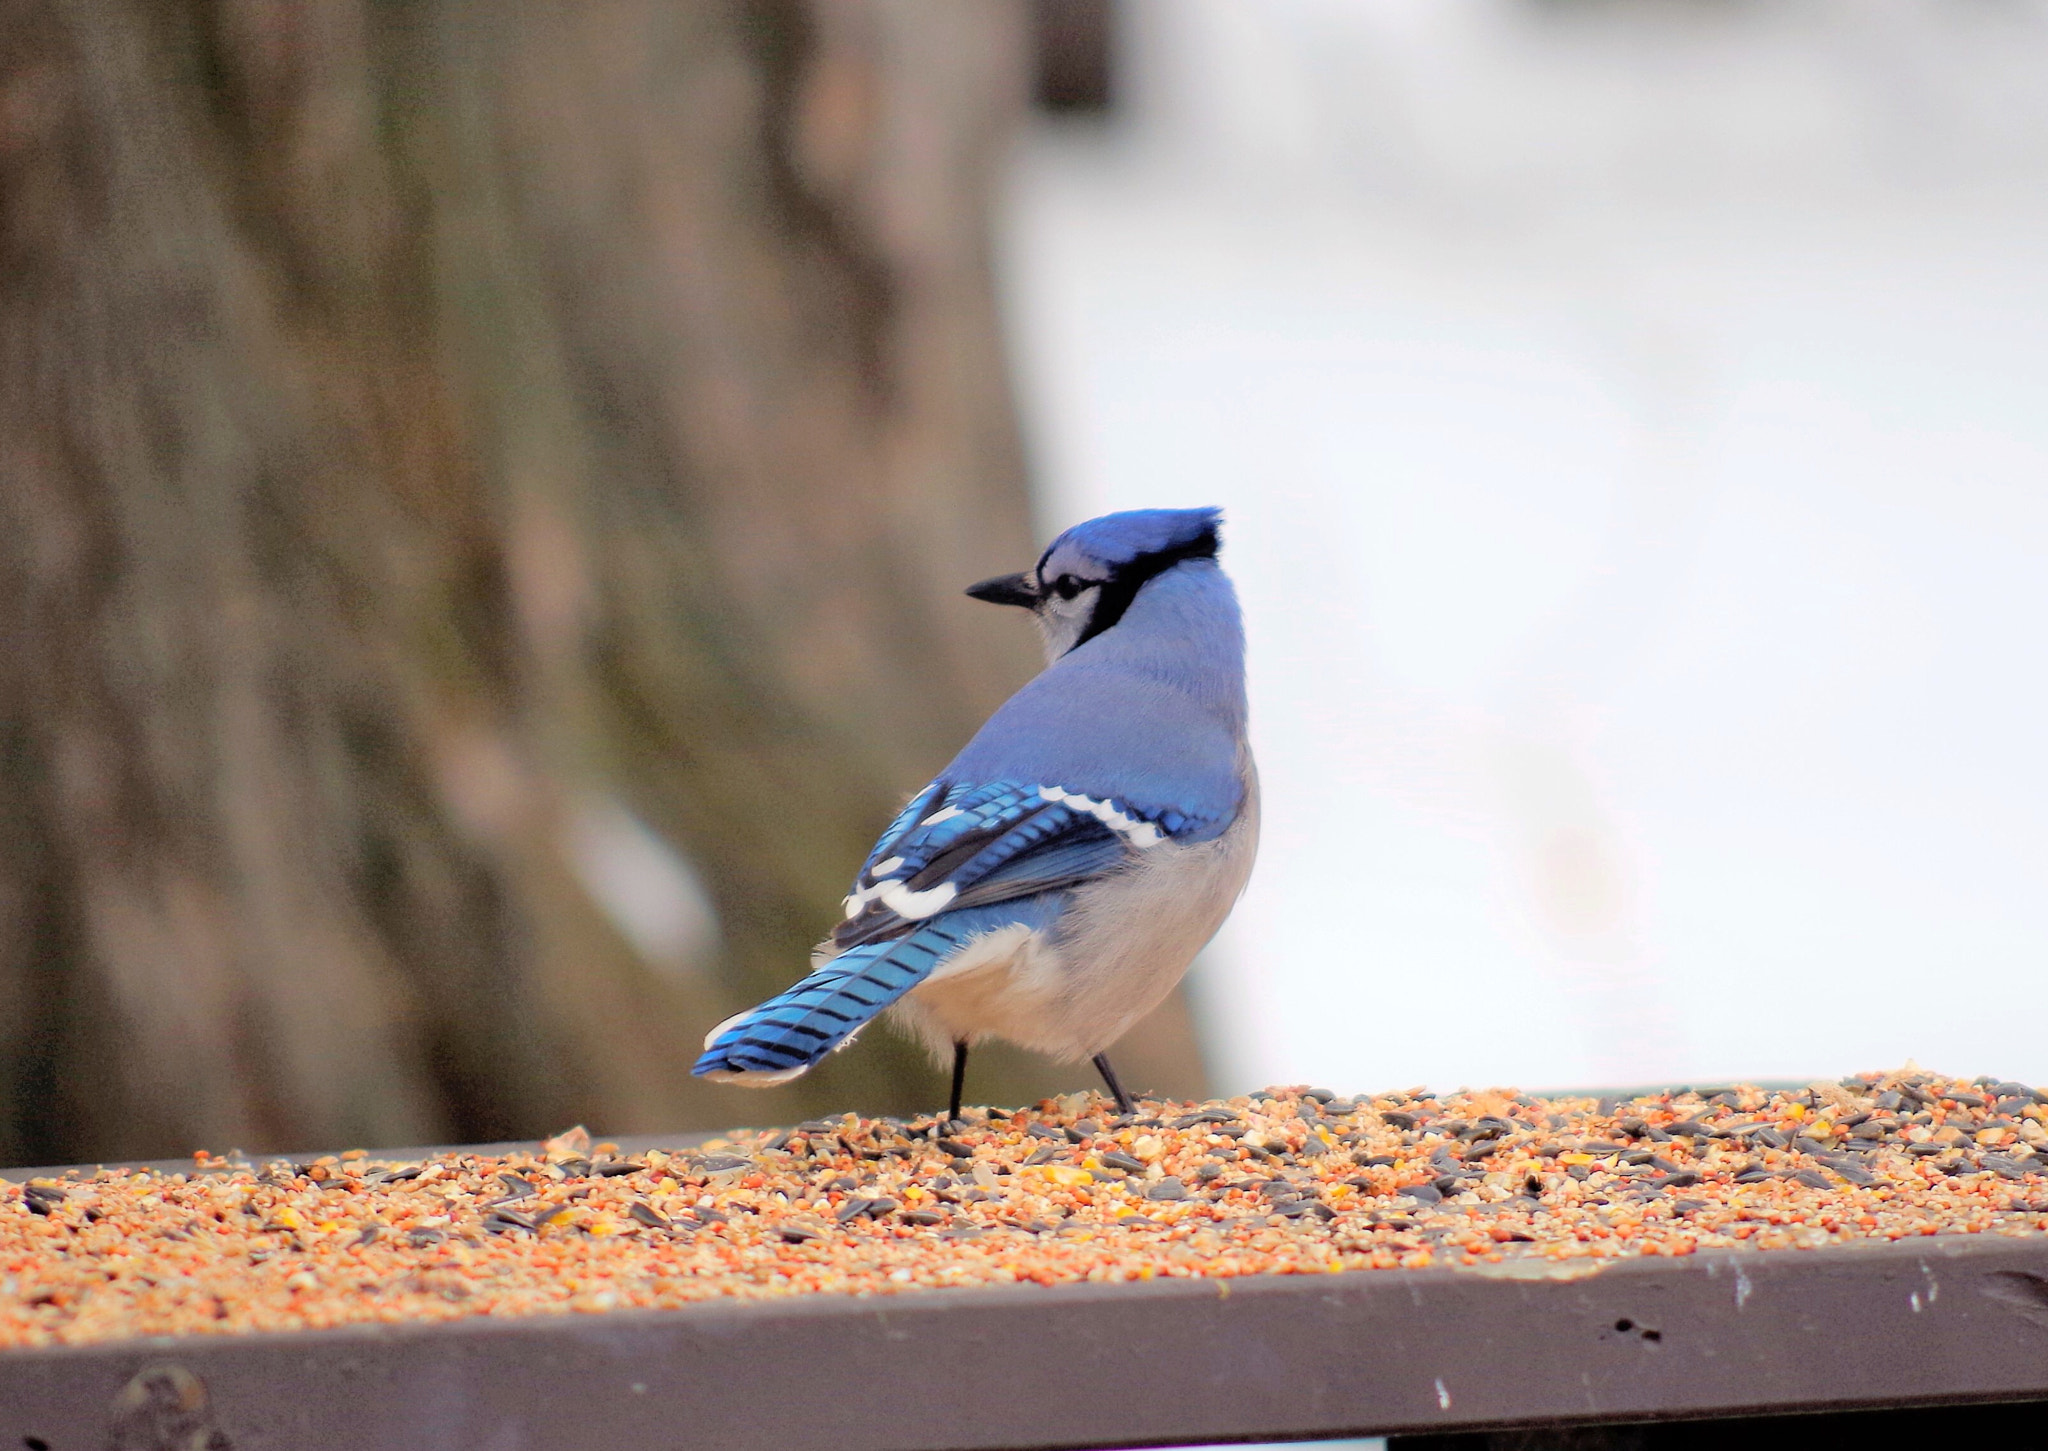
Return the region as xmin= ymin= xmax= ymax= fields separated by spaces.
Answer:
xmin=834 ymin=780 xmax=1175 ymax=951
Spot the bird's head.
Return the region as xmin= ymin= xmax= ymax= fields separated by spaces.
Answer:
xmin=965 ymin=507 xmax=1223 ymax=659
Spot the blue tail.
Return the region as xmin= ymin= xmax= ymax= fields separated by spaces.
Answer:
xmin=692 ymin=922 xmax=969 ymax=1081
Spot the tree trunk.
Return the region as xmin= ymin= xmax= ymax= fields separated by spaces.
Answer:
xmin=0 ymin=0 xmax=1206 ymax=1167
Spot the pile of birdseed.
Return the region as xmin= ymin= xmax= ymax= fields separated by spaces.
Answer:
xmin=4 ymin=1069 xmax=2045 ymax=1349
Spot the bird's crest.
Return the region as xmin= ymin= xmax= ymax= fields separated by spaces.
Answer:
xmin=1037 ymin=507 xmax=1222 ymax=578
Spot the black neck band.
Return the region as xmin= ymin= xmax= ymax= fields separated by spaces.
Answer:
xmin=1072 ymin=529 xmax=1220 ymax=650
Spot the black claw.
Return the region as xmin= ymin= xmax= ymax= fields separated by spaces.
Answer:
xmin=1092 ymin=1052 xmax=1136 ymax=1116
xmin=949 ymin=1041 xmax=969 ymax=1122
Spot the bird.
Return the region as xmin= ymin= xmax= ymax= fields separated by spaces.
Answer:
xmin=691 ymin=507 xmax=1258 ymax=1120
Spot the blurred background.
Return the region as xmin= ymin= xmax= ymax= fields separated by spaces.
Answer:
xmin=1007 ymin=0 xmax=2048 ymax=1103
xmin=2 ymin=0 xmax=2044 ymax=1168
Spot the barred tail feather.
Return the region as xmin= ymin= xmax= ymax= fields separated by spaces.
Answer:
xmin=691 ymin=924 xmax=965 ymax=1084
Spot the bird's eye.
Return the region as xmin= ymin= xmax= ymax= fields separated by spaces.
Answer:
xmin=1052 ymin=574 xmax=1088 ymax=601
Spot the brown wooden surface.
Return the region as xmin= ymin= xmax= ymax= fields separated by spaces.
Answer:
xmin=3 ymin=1233 xmax=2047 ymax=1449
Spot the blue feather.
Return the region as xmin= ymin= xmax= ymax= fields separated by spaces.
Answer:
xmin=945 ymin=564 xmax=1245 ymax=833
xmin=1042 ymin=506 xmax=1222 ymax=573
xmin=855 ymin=780 xmax=948 ymax=882
xmin=692 ymin=902 xmax=1060 ymax=1078
xmin=832 ymin=779 xmax=1182 ymax=951
xmin=692 ymin=506 xmax=1253 ymax=1090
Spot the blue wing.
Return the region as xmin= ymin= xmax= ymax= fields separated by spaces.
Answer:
xmin=832 ymin=777 xmax=1216 ymax=951
xmin=690 ymin=775 xmax=1218 ymax=1082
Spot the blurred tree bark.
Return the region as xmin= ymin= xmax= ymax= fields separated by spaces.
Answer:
xmin=0 ymin=0 xmax=1206 ymax=1166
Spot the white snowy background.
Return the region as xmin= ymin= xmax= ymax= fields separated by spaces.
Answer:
xmin=1000 ymin=0 xmax=2048 ymax=1103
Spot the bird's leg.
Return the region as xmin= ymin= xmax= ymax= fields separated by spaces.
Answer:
xmin=1091 ymin=1052 xmax=1136 ymax=1116
xmin=948 ymin=1040 xmax=969 ymax=1124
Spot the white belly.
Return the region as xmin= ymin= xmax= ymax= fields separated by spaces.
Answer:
xmin=886 ymin=761 xmax=1261 ymax=1064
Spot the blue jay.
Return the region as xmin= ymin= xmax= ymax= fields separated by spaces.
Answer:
xmin=692 ymin=507 xmax=1257 ymax=1118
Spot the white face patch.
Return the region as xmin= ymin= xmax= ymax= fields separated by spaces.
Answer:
xmin=1029 ymin=577 xmax=1104 ymax=661
xmin=1038 ymin=786 xmax=1165 ymax=849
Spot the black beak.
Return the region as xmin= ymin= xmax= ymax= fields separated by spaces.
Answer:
xmin=964 ymin=572 xmax=1038 ymax=608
